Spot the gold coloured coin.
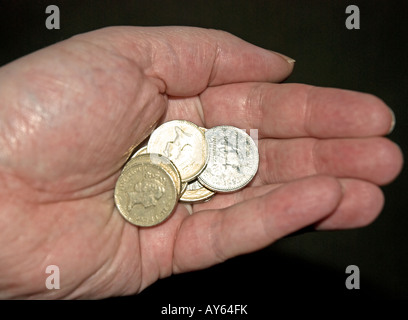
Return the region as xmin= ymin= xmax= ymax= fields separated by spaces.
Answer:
xmin=114 ymin=156 xmax=178 ymax=227
xmin=147 ymin=120 xmax=208 ymax=183
xmin=124 ymin=153 xmax=182 ymax=196
xmin=179 ymin=179 xmax=215 ymax=203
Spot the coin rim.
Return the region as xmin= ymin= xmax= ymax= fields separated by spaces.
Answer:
xmin=131 ymin=145 xmax=148 ymax=159
xmin=179 ymin=179 xmax=215 ymax=203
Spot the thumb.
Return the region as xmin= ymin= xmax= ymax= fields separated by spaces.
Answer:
xmin=75 ymin=26 xmax=294 ymax=96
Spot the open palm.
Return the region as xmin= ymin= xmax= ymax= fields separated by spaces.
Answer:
xmin=0 ymin=26 xmax=402 ymax=299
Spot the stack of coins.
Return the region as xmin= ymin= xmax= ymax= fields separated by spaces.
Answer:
xmin=114 ymin=120 xmax=259 ymax=227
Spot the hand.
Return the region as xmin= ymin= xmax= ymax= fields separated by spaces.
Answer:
xmin=0 ymin=26 xmax=402 ymax=299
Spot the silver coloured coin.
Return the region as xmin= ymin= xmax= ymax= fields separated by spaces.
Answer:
xmin=198 ymin=126 xmax=259 ymax=192
xmin=147 ymin=120 xmax=208 ymax=183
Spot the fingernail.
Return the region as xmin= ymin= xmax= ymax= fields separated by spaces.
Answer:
xmin=284 ymin=56 xmax=296 ymax=64
xmin=388 ymin=108 xmax=396 ymax=134
xmin=271 ymin=51 xmax=296 ymax=64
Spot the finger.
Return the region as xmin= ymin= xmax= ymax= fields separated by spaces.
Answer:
xmin=75 ymin=26 xmax=294 ymax=96
xmin=199 ymin=82 xmax=395 ymax=138
xmin=193 ymin=178 xmax=384 ymax=231
xmin=315 ymin=179 xmax=384 ymax=230
xmin=192 ymin=183 xmax=279 ymax=212
xmin=172 ymin=175 xmax=342 ymax=272
xmin=255 ymin=137 xmax=403 ymax=186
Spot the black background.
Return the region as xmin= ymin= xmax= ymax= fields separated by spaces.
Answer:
xmin=0 ymin=0 xmax=407 ymax=307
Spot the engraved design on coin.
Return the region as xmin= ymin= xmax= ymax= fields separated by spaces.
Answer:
xmin=198 ymin=126 xmax=259 ymax=192
xmin=124 ymin=153 xmax=182 ymax=196
xmin=114 ymin=161 xmax=178 ymax=227
xmin=147 ymin=120 xmax=208 ymax=182
xmin=127 ymin=179 xmax=165 ymax=209
xmin=164 ymin=127 xmax=193 ymax=160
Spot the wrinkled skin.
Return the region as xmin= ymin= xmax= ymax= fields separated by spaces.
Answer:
xmin=0 ymin=26 xmax=402 ymax=299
